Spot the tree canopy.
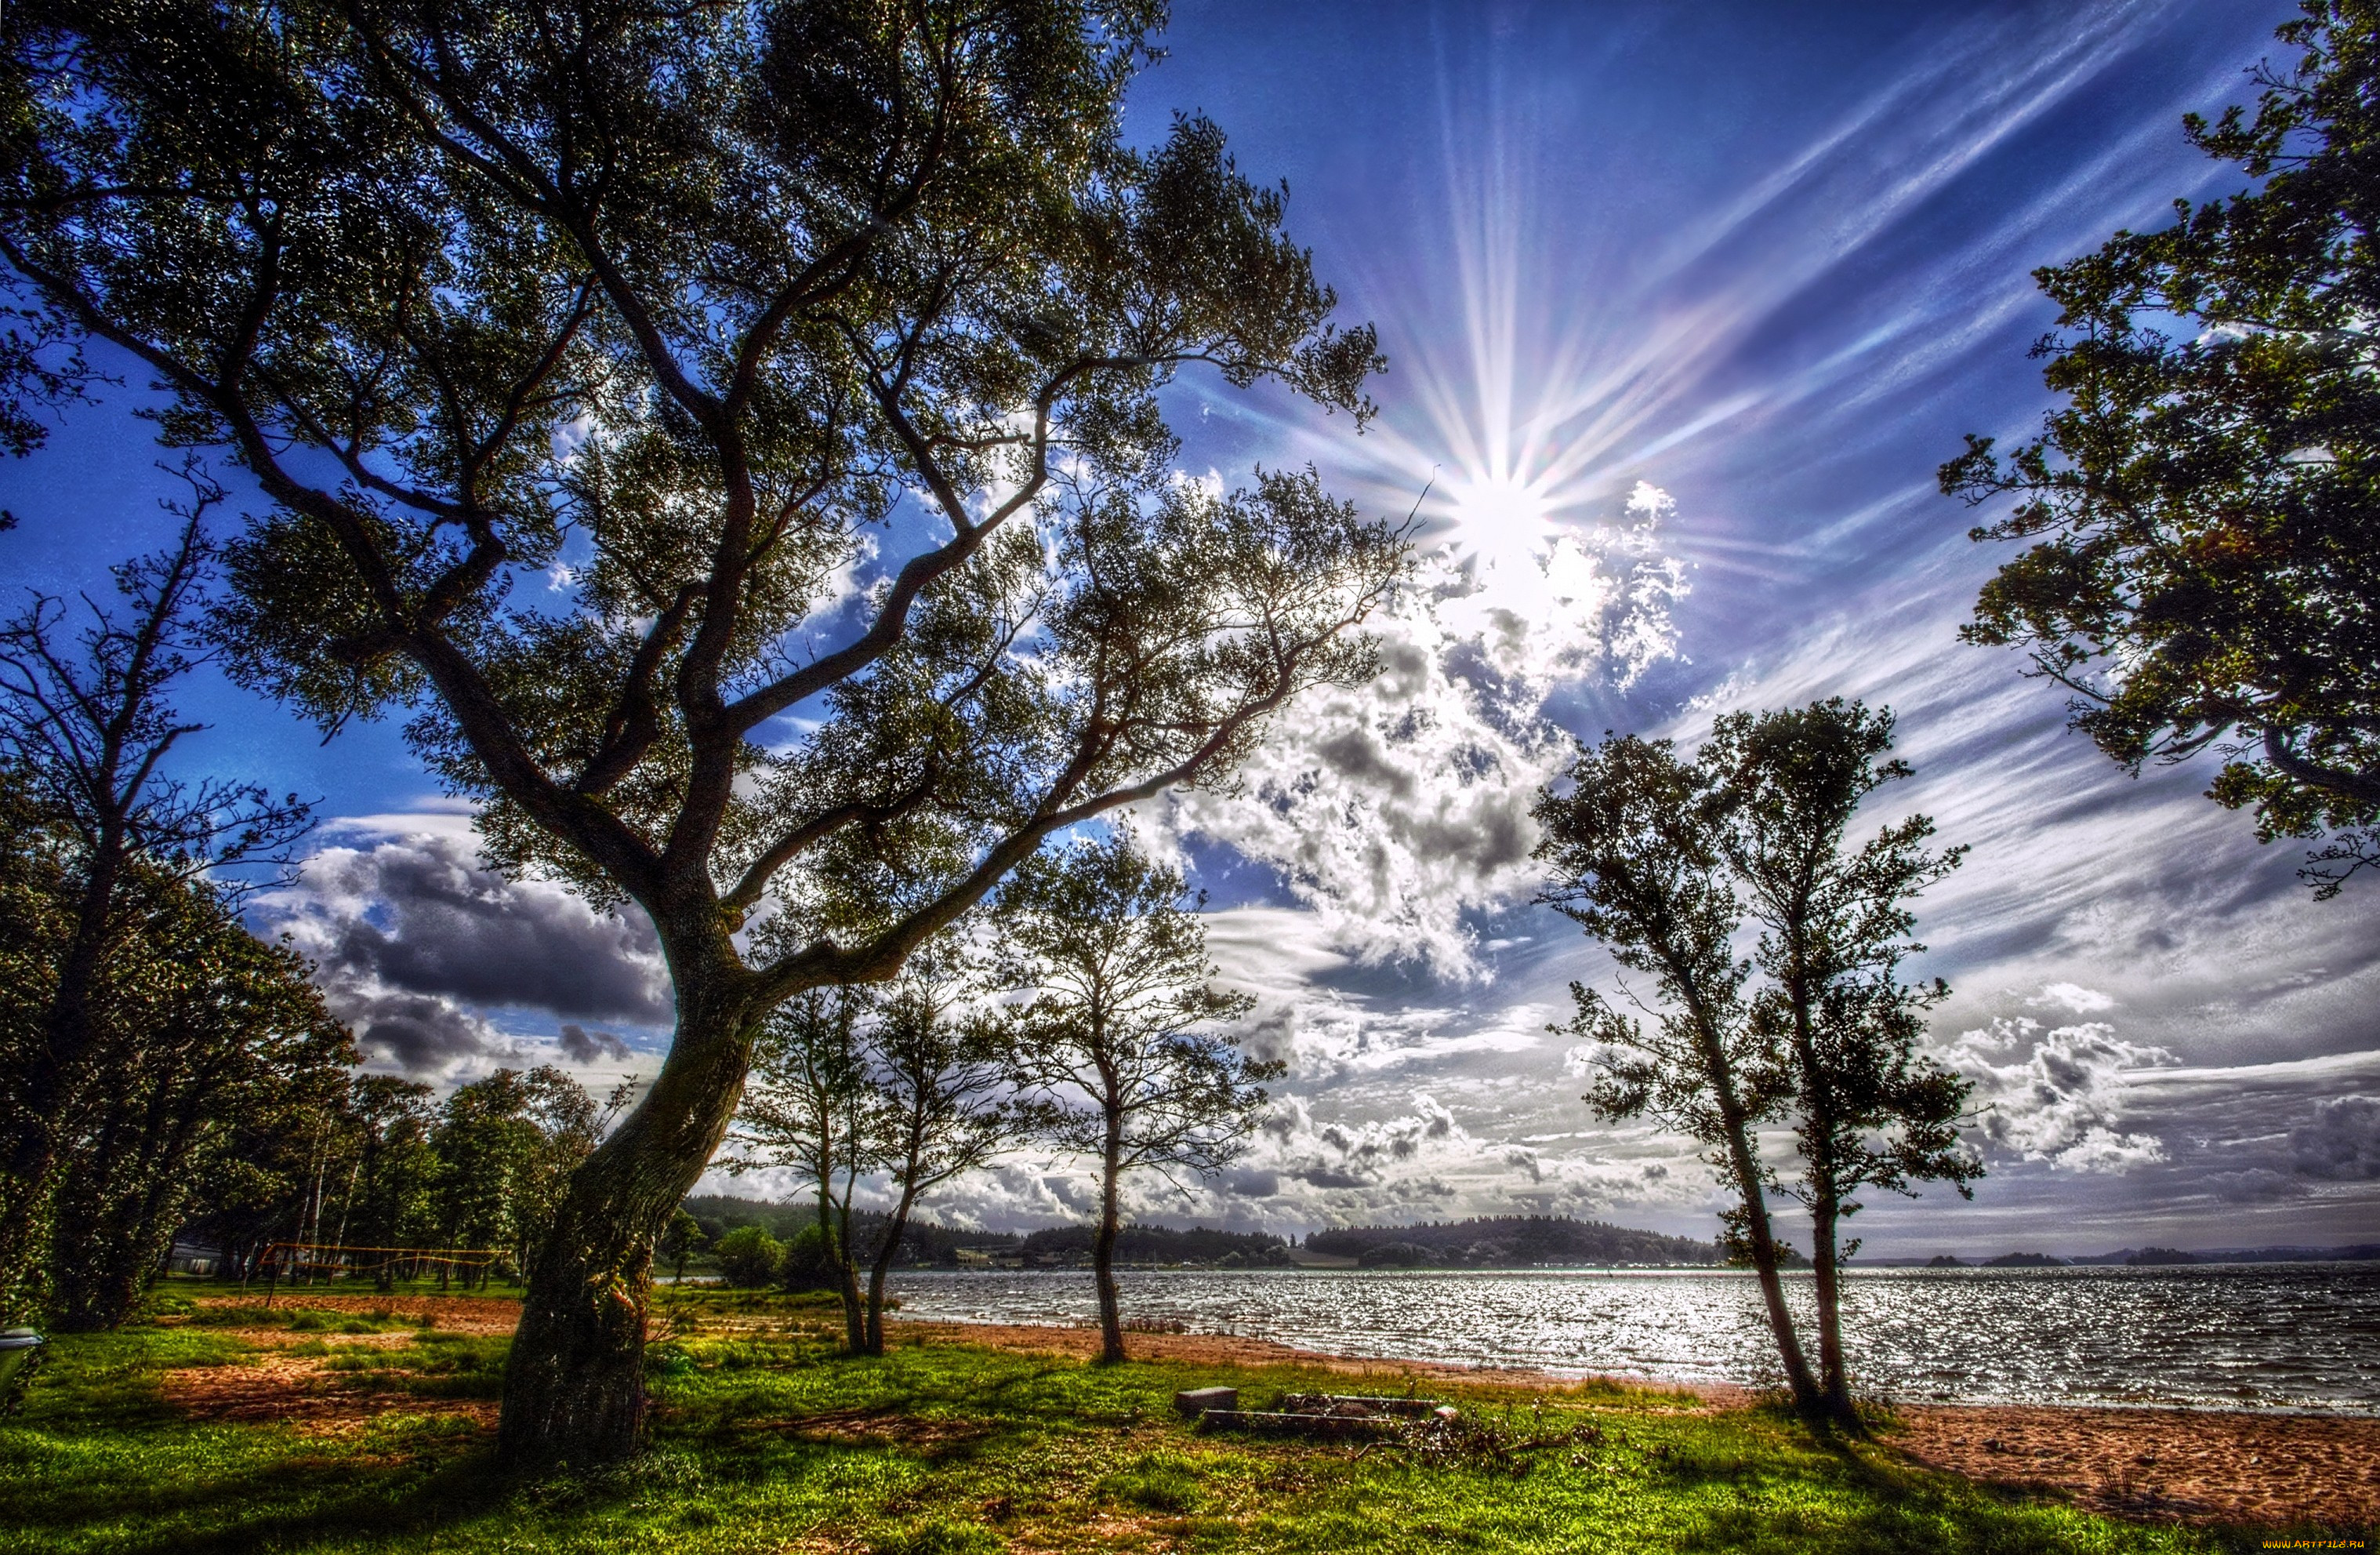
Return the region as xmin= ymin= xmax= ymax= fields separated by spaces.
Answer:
xmin=1942 ymin=0 xmax=2380 ymax=895
xmin=995 ymin=831 xmax=1274 ymax=1362
xmin=0 ymin=0 xmax=1405 ymax=1462
xmin=1535 ymin=702 xmax=1973 ymax=1427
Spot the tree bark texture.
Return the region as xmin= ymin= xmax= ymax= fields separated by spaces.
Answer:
xmin=822 ymin=1190 xmax=866 ymax=1355
xmin=496 ymin=979 xmax=756 ymax=1470
xmin=1094 ymin=1108 xmax=1126 ymax=1365
xmin=863 ymin=1182 xmax=921 ymax=1357
xmin=1692 ymin=1017 xmax=1823 ymax=1415
xmin=1810 ymin=1193 xmax=1856 ymax=1425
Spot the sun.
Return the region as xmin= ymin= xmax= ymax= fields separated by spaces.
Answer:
xmin=1442 ymin=468 xmax=1557 ymax=541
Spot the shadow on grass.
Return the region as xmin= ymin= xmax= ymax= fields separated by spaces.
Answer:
xmin=0 ymin=1422 xmax=510 ymax=1555
xmin=1646 ymin=1410 xmax=2256 ymax=1555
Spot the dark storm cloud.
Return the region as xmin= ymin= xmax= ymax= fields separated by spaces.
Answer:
xmin=2291 ymin=1096 xmax=2380 ymax=1182
xmin=335 ymin=985 xmax=504 ymax=1073
xmin=558 ymin=1023 xmax=635 ymax=1065
xmin=261 ymin=830 xmax=670 ymax=1026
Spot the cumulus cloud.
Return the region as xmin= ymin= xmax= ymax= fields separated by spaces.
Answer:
xmin=1146 ymin=484 xmax=1686 ymax=974
xmin=558 ymin=1023 xmax=635 ymax=1066
xmin=1945 ymin=1012 xmax=2177 ymax=1173
xmin=329 ymin=985 xmax=506 ymax=1074
xmin=2030 ymin=983 xmax=2115 ymax=1015
xmin=254 ymin=820 xmax=672 ymax=1075
xmin=2290 ymin=1095 xmax=2380 ymax=1182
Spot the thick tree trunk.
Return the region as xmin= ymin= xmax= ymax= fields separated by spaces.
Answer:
xmin=497 ymin=983 xmax=757 ymax=1470
xmin=863 ymin=1182 xmax=921 ymax=1356
xmin=1093 ymin=1113 xmax=1125 ymax=1365
xmin=1810 ymin=1193 xmax=1857 ymax=1428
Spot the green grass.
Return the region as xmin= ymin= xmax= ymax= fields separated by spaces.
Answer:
xmin=0 ymin=1295 xmax=2302 ymax=1554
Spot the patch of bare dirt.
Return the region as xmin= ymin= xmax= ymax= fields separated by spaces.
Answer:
xmin=159 ymin=1351 xmax=495 ymax=1430
xmin=186 ymin=1292 xmax=521 ymax=1334
xmin=774 ymin=1404 xmax=993 ymax=1451
xmin=1892 ymin=1404 xmax=2380 ymax=1531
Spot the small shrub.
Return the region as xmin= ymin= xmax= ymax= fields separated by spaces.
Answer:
xmin=712 ymin=1226 xmax=785 ymax=1289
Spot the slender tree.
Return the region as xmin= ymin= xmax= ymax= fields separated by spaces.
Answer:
xmin=1533 ymin=736 xmax=1823 ymax=1415
xmin=1943 ymin=2 xmax=2380 ymax=895
xmin=0 ymin=497 xmax=309 ymax=1313
xmin=658 ymin=1208 xmax=707 ymax=1288
xmin=730 ymin=988 xmax=877 ymax=1349
xmin=855 ymin=946 xmax=1026 ymax=1354
xmin=0 ymin=2 xmax=1404 ymax=1461
xmin=996 ymin=834 xmax=1274 ymax=1364
xmin=1705 ymin=701 xmax=1977 ymax=1426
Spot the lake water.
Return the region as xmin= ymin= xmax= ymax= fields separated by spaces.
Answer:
xmin=886 ymin=1263 xmax=2380 ymax=1414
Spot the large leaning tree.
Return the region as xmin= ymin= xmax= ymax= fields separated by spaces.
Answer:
xmin=1943 ymin=1 xmax=2380 ymax=896
xmin=0 ymin=0 xmax=1407 ymax=1464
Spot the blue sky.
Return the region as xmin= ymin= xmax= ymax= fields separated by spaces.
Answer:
xmin=7 ymin=0 xmax=2374 ymax=1256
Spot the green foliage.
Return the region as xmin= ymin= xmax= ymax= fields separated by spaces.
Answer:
xmin=1533 ymin=704 xmax=1973 ymax=1417
xmin=994 ymin=832 xmax=1279 ymax=1357
xmin=711 ymin=1226 xmax=786 ymax=1290
xmin=1943 ymin=1 xmax=2380 ymax=894
xmin=0 ymin=1315 xmax=2255 ymax=1553
xmin=0 ymin=0 xmax=1407 ymax=1450
xmin=996 ymin=833 xmax=1277 ymax=1179
xmin=427 ymin=1066 xmax=604 ymax=1284
xmin=0 ymin=511 xmax=327 ymax=1329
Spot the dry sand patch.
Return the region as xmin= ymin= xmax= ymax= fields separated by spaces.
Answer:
xmin=1893 ymin=1404 xmax=2380 ymax=1531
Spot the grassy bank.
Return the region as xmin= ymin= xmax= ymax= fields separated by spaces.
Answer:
xmin=0 ymin=1292 xmax=2274 ymax=1553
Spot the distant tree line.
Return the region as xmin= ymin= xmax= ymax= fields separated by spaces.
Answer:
xmin=1304 ymin=1215 xmax=1720 ymax=1269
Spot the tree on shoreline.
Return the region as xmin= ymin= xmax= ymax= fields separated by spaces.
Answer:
xmin=1533 ymin=736 xmax=1824 ymax=1415
xmin=1537 ymin=707 xmax=1975 ymax=1430
xmin=854 ymin=947 xmax=1026 ymax=1355
xmin=995 ymin=834 xmax=1275 ymax=1365
xmin=1943 ymin=2 xmax=2380 ymax=896
xmin=1707 ymin=700 xmax=1977 ymax=1423
xmin=731 ymin=989 xmax=878 ymax=1350
xmin=0 ymin=1 xmax=1406 ymax=1462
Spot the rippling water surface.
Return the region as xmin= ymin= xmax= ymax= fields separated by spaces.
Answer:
xmin=886 ymin=1263 xmax=2380 ymax=1412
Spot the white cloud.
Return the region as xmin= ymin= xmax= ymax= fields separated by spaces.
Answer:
xmin=1945 ymin=1013 xmax=2177 ymax=1174
xmin=1145 ymin=484 xmax=1687 ymax=975
xmin=2031 ymin=982 xmax=2115 ymax=1015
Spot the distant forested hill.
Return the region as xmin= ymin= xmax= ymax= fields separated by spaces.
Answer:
xmin=682 ymin=1196 xmax=1018 ymax=1266
xmin=1304 ymin=1215 xmax=1719 ymax=1267
xmin=1018 ymin=1224 xmax=1294 ymax=1266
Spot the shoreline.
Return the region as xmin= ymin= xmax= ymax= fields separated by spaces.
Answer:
xmin=886 ymin=1316 xmax=2380 ymax=1529
xmin=886 ymin=1306 xmax=2380 ymax=1420
xmin=165 ymin=1294 xmax=2378 ymax=1529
